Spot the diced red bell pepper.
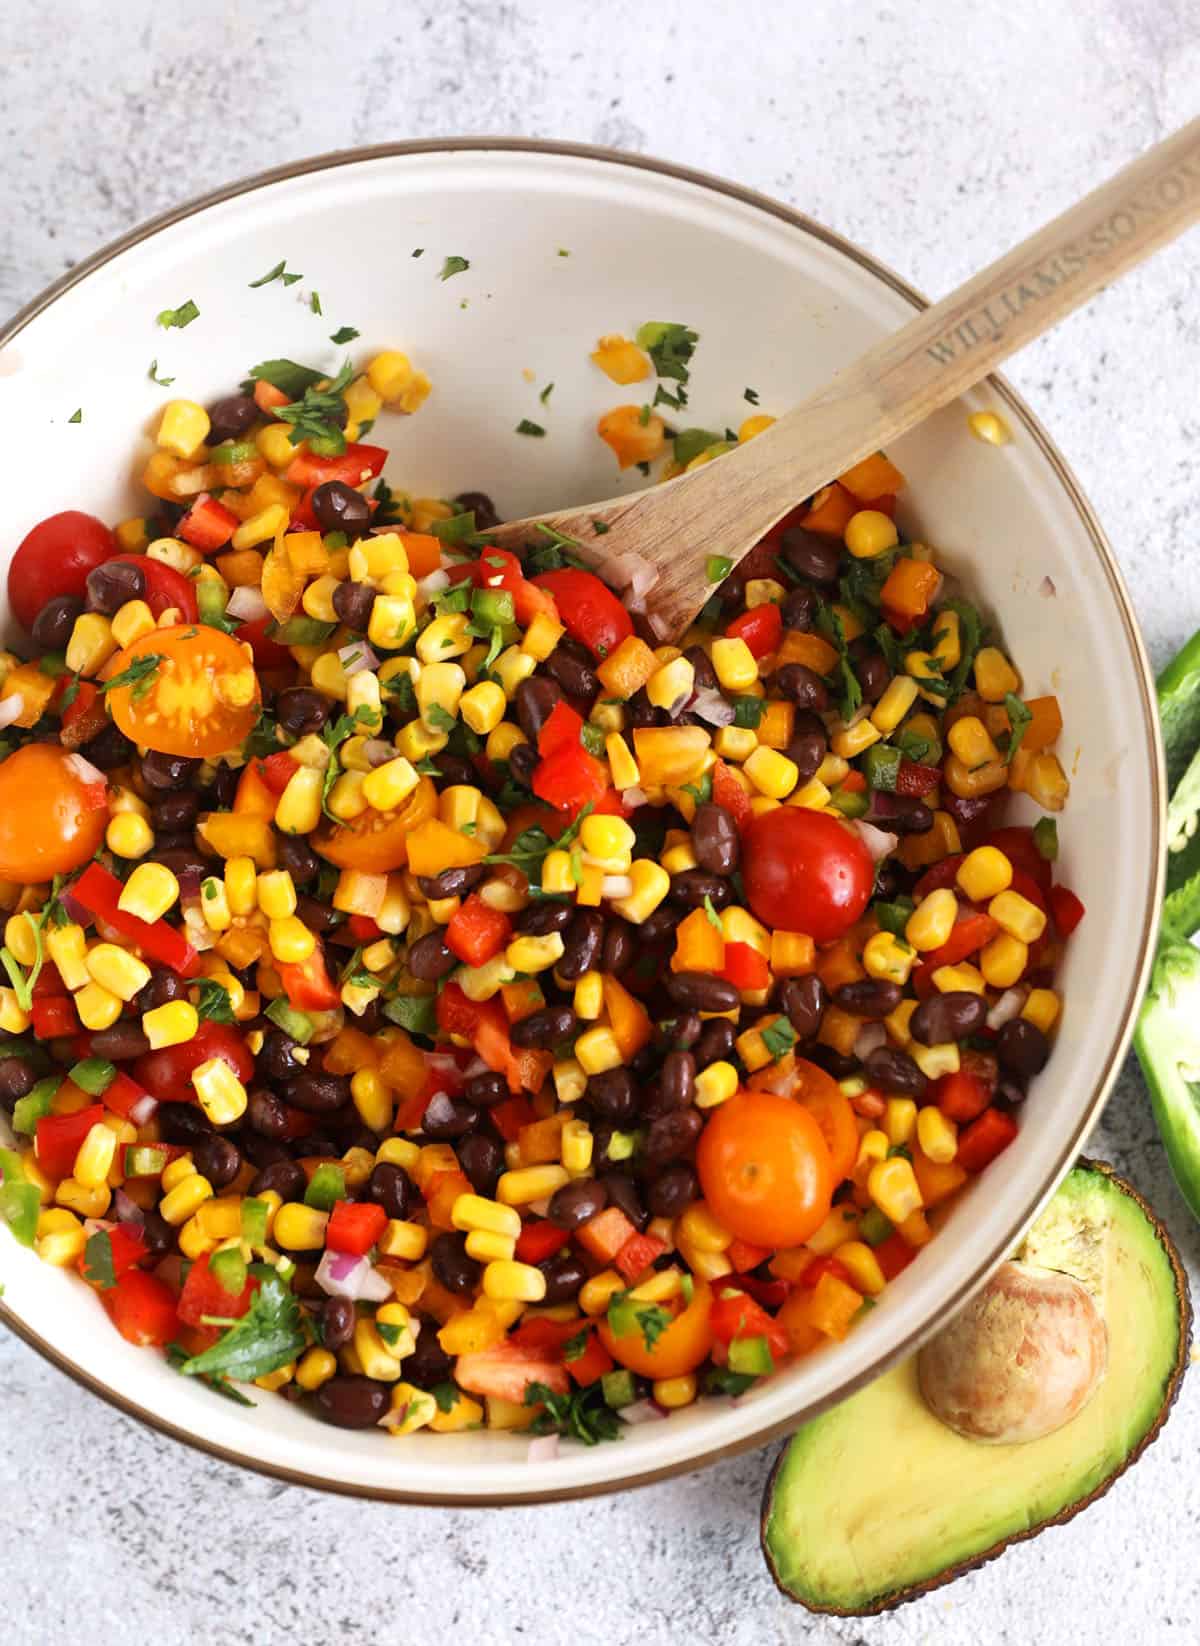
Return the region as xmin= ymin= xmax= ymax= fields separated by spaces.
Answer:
xmin=726 ymin=1238 xmax=772 ymax=1273
xmin=31 ymin=995 xmax=80 ymax=1039
xmin=177 ymin=1250 xmax=258 ymax=1327
xmin=284 ymin=442 xmax=388 ymax=491
xmin=445 ymin=893 xmax=512 ymax=967
xmin=913 ymin=855 xmax=966 ymax=899
xmin=514 ymin=1220 xmax=571 ymax=1264
xmin=72 ymin=861 xmax=199 ymax=978
xmin=508 ymin=1316 xmax=579 ymax=1354
xmin=985 ymin=826 xmax=1053 ymax=892
xmin=60 ymin=679 xmax=99 ymax=736
xmin=796 ymin=1254 xmax=854 ymax=1290
xmin=235 ymin=613 xmax=292 ymax=669
xmin=325 ymin=1200 xmax=388 ymax=1256
xmin=347 ymin=915 xmax=383 ymax=943
xmin=895 ymin=759 xmax=941 ymax=797
xmin=712 ymin=758 xmax=753 ymax=830
xmin=110 ymin=1270 xmax=180 ymax=1346
xmin=710 ymin=1289 xmax=790 ymax=1358
xmin=926 ymin=912 xmax=998 ymax=969
xmin=102 ymin=1070 xmax=152 ymax=1121
xmin=490 ymin=1095 xmax=536 ymax=1142
xmin=614 ymin=1230 xmax=668 ymax=1282
xmin=253 ymin=751 xmax=300 ymax=795
xmin=450 ymin=547 xmax=560 ymax=627
xmin=1050 ymin=885 xmax=1086 ymax=937
xmin=566 ymin=1324 xmax=614 ymax=1387
xmin=956 ymin=1107 xmax=1018 ymax=1173
xmin=874 ymin=1233 xmax=918 ymax=1280
xmin=537 ymin=699 xmax=585 ymax=759
xmin=178 ymin=494 xmax=239 ymax=551
xmin=78 ymin=1222 xmax=146 ymax=1287
xmin=276 ymin=946 xmax=341 ymax=1012
xmin=725 ymin=602 xmax=783 ymax=659
xmin=839 ymin=769 xmax=867 ymax=795
xmin=720 ymin=941 xmax=770 ymax=992
xmin=35 ymin=1104 xmax=104 ymax=1180
xmin=576 ymin=1206 xmax=638 ymax=1264
xmin=722 ymin=1271 xmax=789 ymax=1309
xmin=529 ymin=568 xmax=632 ymax=661
xmin=932 ymin=1069 xmax=992 ymax=1124
xmin=532 ymin=740 xmax=609 ymax=818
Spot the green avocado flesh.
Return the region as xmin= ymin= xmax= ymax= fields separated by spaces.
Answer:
xmin=762 ymin=1165 xmax=1188 ymax=1616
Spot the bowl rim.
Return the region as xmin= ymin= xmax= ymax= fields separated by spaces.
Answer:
xmin=0 ymin=136 xmax=1165 ymax=1505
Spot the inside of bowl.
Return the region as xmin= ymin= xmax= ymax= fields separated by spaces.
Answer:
xmin=0 ymin=144 xmax=1160 ymax=1500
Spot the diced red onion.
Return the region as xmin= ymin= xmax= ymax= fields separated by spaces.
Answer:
xmin=665 ymin=692 xmax=691 ymax=720
xmin=646 ymin=612 xmax=671 ymax=641
xmin=111 ymin=1188 xmax=145 ymax=1224
xmin=315 ymin=1248 xmax=393 ymax=1301
xmin=852 ymin=820 xmax=899 ymax=863
xmin=422 ymin=1091 xmax=458 ymax=1131
xmin=128 ymin=1095 xmax=158 ymax=1127
xmin=0 ymin=698 xmax=23 ymax=732
xmin=377 ymin=1404 xmax=402 ymax=1429
xmin=987 ymin=987 xmax=1028 ymax=1030
xmin=226 ymin=584 xmax=269 ymax=623
xmin=1040 ymin=576 xmax=1057 ymax=599
xmin=426 ymin=1051 xmax=461 ymax=1083
xmin=83 ymin=1217 xmax=117 ymax=1237
xmin=621 ymin=786 xmax=647 ymax=810
xmin=64 ymin=752 xmax=106 ymax=787
xmin=854 ymin=1022 xmax=887 ymax=1060
xmin=602 ymin=875 xmax=634 ymax=899
xmin=526 ymin=1433 xmax=560 ymax=1462
xmin=338 ymin=641 xmax=378 ymax=678
xmin=363 ymin=739 xmax=396 ymax=767
xmin=463 ymin=1055 xmax=490 ymax=1079
xmin=418 ymin=569 xmax=451 ymax=600
xmin=691 ymin=688 xmax=736 ymax=727
xmin=620 ymin=1399 xmax=668 ymax=1425
xmin=60 ymin=891 xmax=91 ymax=926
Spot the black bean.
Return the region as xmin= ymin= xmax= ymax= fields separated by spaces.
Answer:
xmin=292 ymin=894 xmax=341 ymax=937
xmin=286 ymin=1071 xmax=352 ymax=1114
xmin=139 ymin=1210 xmax=174 ymax=1261
xmin=775 ymin=664 xmax=830 ymax=712
xmin=669 ymin=870 xmax=731 ymax=910
xmin=31 ymin=594 xmax=84 ymax=651
xmin=191 ymin=1135 xmax=241 ymax=1189
xmin=312 ymin=480 xmax=372 ymax=537
xmin=259 ymin=1029 xmax=304 ymax=1083
xmin=781 ymin=586 xmax=817 ymax=632
xmin=647 ymin=1162 xmax=699 ymax=1219
xmin=515 ymin=676 xmax=562 ymax=743
xmin=422 ymin=1091 xmax=479 ymax=1139
xmin=150 ymin=791 xmax=199 ymax=835
xmin=834 ymin=979 xmax=904 ymax=1019
xmin=275 ymin=686 xmax=331 ymax=737
xmin=300 ymin=1134 xmax=340 ymax=1161
xmin=693 ymin=1018 xmax=735 ymax=1069
xmin=249 ymin=1157 xmax=306 ymax=1201
xmin=394 ymin=1314 xmax=451 ymax=1390
xmin=659 ymin=1050 xmax=696 ymax=1108
xmin=691 ymin=803 xmax=739 ymax=876
xmin=152 ymin=849 xmax=210 ymax=892
xmin=331 ymin=579 xmax=376 ymax=632
xmin=317 ymin=1376 xmax=390 ymax=1429
xmin=941 ymin=792 xmax=999 ymax=832
xmin=539 ymin=1253 xmax=588 ymax=1306
xmin=240 ymin=1130 xmax=291 ymax=1171
xmin=141 ymin=751 xmax=198 ymax=791
xmin=544 ymin=648 xmax=600 ymax=699
xmin=627 ymin=687 xmax=666 ymax=728
xmin=246 ymin=1088 xmax=289 ymax=1139
xmin=88 ymin=1021 xmax=151 ymax=1060
xmin=464 ymin=1070 xmax=508 ymax=1108
xmin=854 ymin=649 xmax=890 ymax=704
xmin=508 ymin=741 xmax=538 ymax=787
xmin=639 ymin=903 xmax=684 ymax=945
xmin=665 ymin=971 xmax=739 ymax=1012
xmin=368 ymin=1162 xmax=417 ymax=1220
xmin=86 ymin=558 xmax=146 ymax=615
xmin=431 ymin=1231 xmax=480 ymax=1295
xmin=157 ymin=1101 xmax=213 ymax=1144
xmin=454 ymin=491 xmax=501 ymax=531
xmin=887 ymin=802 xmax=935 ymax=836
xmin=643 ymin=1108 xmax=703 ymax=1166
xmin=511 ymin=1005 xmax=577 ymax=1049
xmin=416 ymin=864 xmax=485 ymax=900
xmin=863 ymin=1045 xmax=928 ymax=1099
xmin=600 ymin=1171 xmax=648 ymax=1230
xmin=786 ymin=713 xmax=828 ymax=785
xmin=993 ymin=1075 xmax=1028 ymax=1111
xmin=780 ymin=974 xmax=828 ymax=1040
xmin=320 ymin=1296 xmax=357 ymax=1351
xmin=910 ymin=992 xmax=988 ymax=1046
xmin=547 ymin=1177 xmax=607 ymax=1230
xmin=684 ymin=645 xmax=718 ymax=691
xmin=207 ymin=394 xmax=258 ymax=443
xmin=516 ymin=900 xmax=574 ymax=938
xmin=408 ymin=931 xmax=457 ymax=981
xmin=0 ymin=1057 xmax=34 ymax=1112
xmin=586 ymin=1068 xmax=638 ymax=1125
xmin=81 ymin=723 xmax=133 ymax=772
xmin=601 ymin=919 xmax=635 ymax=976
xmin=276 ymin=834 xmax=320 ymax=888
xmin=997 ymin=1019 xmax=1050 ymax=1080
xmin=558 ymin=909 xmax=605 ymax=981
xmin=780 ymin=526 xmax=841 ymax=585
xmin=457 ymin=1132 xmax=504 ymax=1195
xmin=806 ymin=1044 xmax=859 ymax=1079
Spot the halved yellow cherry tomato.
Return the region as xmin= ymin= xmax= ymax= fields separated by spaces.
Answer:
xmin=106 ymin=625 xmax=260 ymax=759
xmin=598 ymin=1278 xmax=714 ymax=1379
xmin=314 ymin=775 xmax=438 ymax=873
xmin=0 ymin=743 xmax=108 ymax=883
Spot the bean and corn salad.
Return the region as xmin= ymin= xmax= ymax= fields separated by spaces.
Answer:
xmin=0 ymin=338 xmax=1084 ymax=1446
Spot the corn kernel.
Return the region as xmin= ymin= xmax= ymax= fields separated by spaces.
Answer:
xmin=378 ymin=1219 xmax=428 ymax=1263
xmin=979 ymin=933 xmax=1028 ymax=989
xmin=862 ymin=930 xmax=916 ymax=986
xmin=192 ymin=1057 xmax=248 ymax=1125
xmin=931 ymin=609 xmax=961 ymax=670
xmin=909 ymin=1040 xmax=961 ymax=1079
xmin=269 ymin=916 xmax=316 ymax=965
xmin=553 ymin=1058 xmax=587 ymax=1105
xmin=161 ymin=1155 xmax=197 ymax=1192
xmin=676 ymin=1237 xmax=731 ymax=1282
xmin=142 ymin=1000 xmax=199 ymax=1049
xmin=480 ymin=1260 xmax=545 ymax=1303
xmin=989 ymin=890 xmax=1047 ymax=944
xmin=2 ymin=912 xmax=37 ymax=966
xmin=653 ymin=1374 xmax=698 ymax=1409
xmin=845 ymin=510 xmax=899 ymax=559
xmin=117 ymin=861 xmax=180 ymax=924
xmin=905 ymin=888 xmax=958 ymax=951
xmin=647 ymin=656 xmax=695 ymax=712
xmin=679 ymin=1201 xmax=733 ymax=1252
xmin=561 ymin=1118 xmax=593 ymax=1174
xmin=147 ymin=536 xmax=202 ymax=576
xmin=573 ymin=1026 xmax=623 ymax=1076
xmin=917 ymin=1107 xmax=958 ymax=1164
xmin=580 ymin=1270 xmax=625 ymax=1316
xmin=496 ymin=1165 xmax=570 ymax=1206
xmin=353 ymin=1316 xmax=402 ymax=1382
xmin=295 ymin=1348 xmax=338 ymax=1392
xmin=867 ymin=1156 xmax=923 ymax=1223
xmin=231 ymin=504 xmax=288 ymax=552
xmin=1022 ymin=988 xmax=1061 ymax=1034
xmin=177 ymin=1215 xmax=216 ymax=1260
xmin=870 ymin=674 xmax=920 ymax=735
xmin=37 ymin=1223 xmax=89 ymax=1266
xmin=160 ymin=1172 xmax=214 ymax=1225
xmin=573 ymin=971 xmax=604 ymax=1021
xmin=156 ymin=399 xmax=210 ymax=458
xmin=956 ymin=846 xmax=1013 ymax=903
xmin=931 ymin=962 xmax=986 ymax=996
xmin=367 ymin=350 xmax=415 ymax=402
xmin=967 ymin=410 xmax=1012 ymax=446
xmin=54 ymin=1177 xmax=111 ymax=1218
xmin=452 ymin=1194 xmax=521 ymax=1238
xmin=831 ymin=719 xmax=882 ymax=759
xmin=85 ymin=942 xmax=152 ymax=1002
xmin=486 ymin=722 xmax=526 ymax=765
xmin=274 ymin=1202 xmax=329 ymax=1251
xmin=105 ymin=812 xmax=154 ymax=860
xmin=73 ymin=1123 xmax=116 ymax=1188
xmin=694 ymin=1060 xmax=738 ymax=1108
xmin=743 ymin=745 xmax=799 ymax=800
xmin=610 ymin=859 xmax=670 ymax=924
xmin=360 ymin=756 xmax=420 ymax=814
xmin=465 ymin=1229 xmax=516 ymax=1263
xmin=540 ymin=850 xmax=575 ymax=896
xmin=46 ymin=924 xmax=90 ymax=991
xmin=834 ymin=1241 xmax=886 ymax=1296
xmin=789 ymin=778 xmax=831 ymax=811
xmin=710 ymin=637 xmax=758 ymax=692
xmin=74 ymin=981 xmax=122 ymax=1031
xmin=883 ymin=1098 xmax=917 ymax=1146
xmin=458 ymin=680 xmax=506 ymax=736
xmin=974 ymin=646 xmax=1021 ymax=702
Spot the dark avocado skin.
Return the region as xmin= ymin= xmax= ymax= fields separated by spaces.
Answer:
xmin=759 ymin=1160 xmax=1192 ymax=1616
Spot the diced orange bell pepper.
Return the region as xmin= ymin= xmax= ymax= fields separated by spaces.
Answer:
xmin=595 ymin=634 xmax=660 ymax=699
xmin=400 ymin=532 xmax=442 ymax=577
xmin=775 ymin=630 xmax=840 ymax=676
xmin=837 ymin=452 xmax=905 ymax=501
xmin=376 ymin=1031 xmax=428 ymax=1097
xmin=988 ymin=693 xmax=1062 ymax=754
xmin=517 ymin=1113 xmax=567 ymax=1166
xmin=601 ymin=974 xmax=653 ymax=1060
xmin=756 ymin=700 xmax=795 ymax=750
xmin=774 ymin=1286 xmax=825 ymax=1356
xmin=590 ymin=335 xmax=651 ymax=385
xmin=425 ymin=1168 xmax=473 ymax=1230
xmin=806 ymin=1270 xmax=864 ymax=1339
xmin=801 ymin=482 xmax=857 ymax=537
xmin=597 ymin=404 xmax=667 ymax=469
xmin=233 ymin=760 xmax=279 ymax=820
xmin=816 ymin=937 xmax=865 ymax=994
xmin=405 ymin=818 xmax=487 ymax=877
xmin=284 ymin=531 xmax=330 ymax=577
xmin=501 ymin=979 xmax=545 ymax=1023
xmin=671 ymin=906 xmax=726 ymax=973
xmin=881 ymin=557 xmax=940 ymax=621
xmin=577 ymin=1206 xmax=638 ymax=1264
xmin=632 ymin=726 xmax=711 ymax=788
xmin=911 ymin=1147 xmax=968 ymax=1207
xmin=324 ymin=1026 xmax=381 ymax=1075
xmin=769 ymin=931 xmax=816 ymax=977
xmin=817 ymin=1005 xmax=862 ymax=1057
xmin=197 ymin=812 xmax=277 ymax=869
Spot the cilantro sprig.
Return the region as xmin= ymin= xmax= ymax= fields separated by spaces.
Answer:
xmin=484 ymin=803 xmax=593 ymax=875
xmin=275 ymin=359 xmax=356 ymax=453
xmin=179 ymin=1271 xmax=305 ymax=1385
xmin=525 ymin=1380 xmax=622 ymax=1446
xmin=606 ymin=1289 xmax=672 ymax=1352
xmin=99 ymin=653 xmax=164 ymax=700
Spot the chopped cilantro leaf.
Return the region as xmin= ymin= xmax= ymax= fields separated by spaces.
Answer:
xmin=515 ymin=419 xmax=545 ymax=438
xmin=703 ymin=895 xmax=722 ymax=930
xmin=309 ymin=291 xmax=322 ymax=315
xmin=439 ymin=256 xmax=470 ymax=281
xmin=743 ymin=387 xmax=760 ymax=405
xmin=525 ymin=1381 xmax=621 ymax=1445
xmin=246 ymin=358 xmax=325 ymax=399
xmin=194 ymin=977 xmax=235 ymax=1024
xmin=539 ymin=382 xmax=554 ymax=404
xmin=148 ymin=359 xmax=175 ymax=387
xmin=329 ymin=325 xmax=360 ymax=345
xmin=248 ymin=259 xmax=301 ymax=288
xmin=67 ymin=409 xmax=82 ymax=424
xmin=636 ymin=321 xmax=698 ymax=384
xmin=1003 ymin=692 xmax=1034 ymax=762
xmin=82 ymin=1229 xmax=116 ymax=1291
xmin=593 ymin=520 xmax=611 ymax=535
xmin=99 ymin=653 xmax=164 ymax=697
xmin=179 ymin=1272 xmax=305 ymax=1384
xmin=760 ymin=1016 xmax=797 ymax=1060
xmin=606 ymin=1291 xmax=672 ymax=1352
xmin=276 ymin=359 xmax=356 ymax=454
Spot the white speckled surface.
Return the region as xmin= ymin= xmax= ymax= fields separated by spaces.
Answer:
xmin=3 ymin=1 xmax=1200 ymax=1639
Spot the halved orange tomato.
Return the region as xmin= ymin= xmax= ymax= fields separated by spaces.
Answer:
xmin=0 ymin=744 xmax=108 ymax=882
xmin=106 ymin=625 xmax=260 ymax=758
xmin=314 ymin=775 xmax=438 ymax=873
xmin=598 ymin=1279 xmax=714 ymax=1379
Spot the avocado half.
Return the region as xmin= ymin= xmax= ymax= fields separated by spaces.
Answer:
xmin=760 ymin=1161 xmax=1191 ymax=1616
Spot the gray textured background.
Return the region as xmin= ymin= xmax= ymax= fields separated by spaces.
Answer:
xmin=3 ymin=2 xmax=1200 ymax=1642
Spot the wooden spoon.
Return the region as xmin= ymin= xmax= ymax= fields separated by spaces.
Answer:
xmin=485 ymin=118 xmax=1200 ymax=638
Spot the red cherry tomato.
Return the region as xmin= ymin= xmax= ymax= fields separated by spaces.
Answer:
xmin=742 ymin=807 xmax=873 ymax=943
xmin=530 ymin=569 xmax=633 ymax=660
xmin=8 ymin=510 xmax=117 ymax=633
xmin=133 ymin=1021 xmax=254 ymax=1104
xmin=107 ymin=555 xmax=199 ymax=623
xmin=235 ymin=613 xmax=291 ymax=668
xmin=0 ymin=744 xmax=108 ymax=883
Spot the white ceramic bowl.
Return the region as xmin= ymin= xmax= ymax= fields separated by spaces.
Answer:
xmin=0 ymin=142 xmax=1163 ymax=1502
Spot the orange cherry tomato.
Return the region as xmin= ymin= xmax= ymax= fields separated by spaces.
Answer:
xmin=0 ymin=743 xmax=107 ymax=882
xmin=791 ymin=1058 xmax=858 ymax=1183
xmin=697 ymin=1091 xmax=834 ymax=1248
xmin=106 ymin=625 xmax=260 ymax=759
xmin=598 ymin=1279 xmax=714 ymax=1379
xmin=314 ymin=775 xmax=438 ymax=873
